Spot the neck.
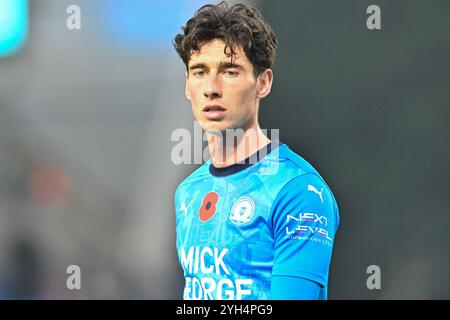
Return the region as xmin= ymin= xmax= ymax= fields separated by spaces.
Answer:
xmin=206 ymin=122 xmax=271 ymax=168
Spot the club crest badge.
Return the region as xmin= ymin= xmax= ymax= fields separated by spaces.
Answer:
xmin=229 ymin=196 xmax=255 ymax=225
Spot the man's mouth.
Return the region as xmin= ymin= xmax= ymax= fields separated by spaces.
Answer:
xmin=202 ymin=104 xmax=227 ymax=120
xmin=203 ymin=105 xmax=226 ymax=112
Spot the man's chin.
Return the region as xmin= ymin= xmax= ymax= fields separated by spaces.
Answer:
xmin=198 ymin=121 xmax=230 ymax=134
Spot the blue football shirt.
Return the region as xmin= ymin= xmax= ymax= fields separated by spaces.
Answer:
xmin=174 ymin=141 xmax=339 ymax=300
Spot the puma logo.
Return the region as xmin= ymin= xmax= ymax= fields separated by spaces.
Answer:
xmin=307 ymin=185 xmax=324 ymax=203
xmin=180 ymin=199 xmax=195 ymax=218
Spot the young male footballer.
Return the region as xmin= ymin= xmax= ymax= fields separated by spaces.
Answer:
xmin=173 ymin=1 xmax=339 ymax=300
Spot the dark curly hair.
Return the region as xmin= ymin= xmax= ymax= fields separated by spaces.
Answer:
xmin=173 ymin=1 xmax=277 ymax=77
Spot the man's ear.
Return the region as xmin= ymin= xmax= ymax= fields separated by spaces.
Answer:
xmin=256 ymin=68 xmax=273 ymax=99
xmin=185 ymin=71 xmax=192 ymax=101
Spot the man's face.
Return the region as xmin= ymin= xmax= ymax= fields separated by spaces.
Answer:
xmin=185 ymin=39 xmax=262 ymax=133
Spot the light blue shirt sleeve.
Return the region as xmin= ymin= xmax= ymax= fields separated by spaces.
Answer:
xmin=269 ymin=173 xmax=339 ymax=291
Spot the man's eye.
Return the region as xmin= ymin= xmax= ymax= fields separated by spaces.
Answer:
xmin=194 ymin=71 xmax=205 ymax=77
xmin=225 ymin=71 xmax=238 ymax=77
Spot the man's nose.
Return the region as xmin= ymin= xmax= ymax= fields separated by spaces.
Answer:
xmin=204 ymin=75 xmax=222 ymax=99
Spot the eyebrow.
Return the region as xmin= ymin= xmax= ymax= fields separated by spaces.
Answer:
xmin=219 ymin=62 xmax=244 ymax=70
xmin=189 ymin=63 xmax=207 ymax=71
xmin=188 ymin=62 xmax=244 ymax=71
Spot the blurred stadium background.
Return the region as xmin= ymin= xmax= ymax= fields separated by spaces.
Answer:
xmin=0 ymin=0 xmax=449 ymax=299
